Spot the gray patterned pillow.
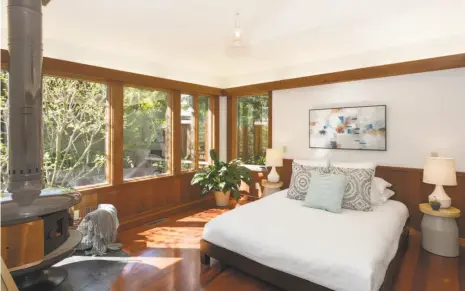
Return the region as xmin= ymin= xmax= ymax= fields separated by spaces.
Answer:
xmin=330 ymin=165 xmax=375 ymax=211
xmin=287 ymin=161 xmax=329 ymax=200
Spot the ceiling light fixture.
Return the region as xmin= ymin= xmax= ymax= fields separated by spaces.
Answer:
xmin=234 ymin=12 xmax=241 ymax=38
xmin=233 ymin=12 xmax=242 ymax=47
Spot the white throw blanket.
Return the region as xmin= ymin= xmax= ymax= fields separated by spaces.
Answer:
xmin=77 ymin=204 xmax=121 ymax=256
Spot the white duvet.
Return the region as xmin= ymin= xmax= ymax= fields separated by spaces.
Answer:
xmin=203 ymin=189 xmax=409 ymax=291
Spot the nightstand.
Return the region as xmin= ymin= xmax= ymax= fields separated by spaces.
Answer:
xmin=419 ymin=203 xmax=461 ymax=257
xmin=261 ymin=180 xmax=283 ymax=198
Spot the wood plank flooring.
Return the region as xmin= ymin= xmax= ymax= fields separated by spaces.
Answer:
xmin=113 ymin=203 xmax=464 ymax=291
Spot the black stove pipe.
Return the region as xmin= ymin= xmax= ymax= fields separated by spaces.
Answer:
xmin=7 ymin=0 xmax=43 ymax=205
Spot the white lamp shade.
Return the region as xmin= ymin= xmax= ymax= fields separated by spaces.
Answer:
xmin=266 ymin=149 xmax=283 ymax=167
xmin=423 ymin=157 xmax=457 ymax=186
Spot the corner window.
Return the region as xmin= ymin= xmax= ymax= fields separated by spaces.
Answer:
xmin=123 ymin=87 xmax=171 ymax=180
xmin=180 ymin=94 xmax=195 ymax=171
xmin=1 ymin=72 xmax=109 ymax=189
xmin=0 ymin=70 xmax=8 ymax=190
xmin=198 ymin=96 xmax=212 ymax=168
xmin=43 ymin=76 xmax=109 ymax=188
xmin=236 ymin=94 xmax=269 ymax=165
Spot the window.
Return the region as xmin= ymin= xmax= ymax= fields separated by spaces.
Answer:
xmin=1 ymin=72 xmax=109 ymax=190
xmin=42 ymin=76 xmax=108 ymax=187
xmin=236 ymin=94 xmax=269 ymax=165
xmin=181 ymin=94 xmax=195 ymax=171
xmin=1 ymin=70 xmax=8 ymax=190
xmin=198 ymin=96 xmax=212 ymax=168
xmin=123 ymin=87 xmax=171 ymax=180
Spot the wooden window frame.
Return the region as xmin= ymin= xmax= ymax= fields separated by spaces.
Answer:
xmin=121 ymin=85 xmax=175 ymax=183
xmin=198 ymin=95 xmax=217 ymax=167
xmin=0 ymin=50 xmax=221 ymax=193
xmin=229 ymin=92 xmax=272 ymax=163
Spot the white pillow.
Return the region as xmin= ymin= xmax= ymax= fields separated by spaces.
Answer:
xmin=371 ymin=177 xmax=394 ymax=205
xmin=372 ymin=189 xmax=395 ymax=206
xmin=372 ymin=177 xmax=392 ymax=193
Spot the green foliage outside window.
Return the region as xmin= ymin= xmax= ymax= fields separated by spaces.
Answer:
xmin=123 ymin=87 xmax=170 ymax=179
xmin=1 ymin=71 xmax=108 ymax=189
xmin=236 ymin=95 xmax=269 ymax=165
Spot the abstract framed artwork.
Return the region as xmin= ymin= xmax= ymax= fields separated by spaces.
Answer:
xmin=309 ymin=105 xmax=386 ymax=151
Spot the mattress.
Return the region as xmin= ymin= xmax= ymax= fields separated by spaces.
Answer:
xmin=203 ymin=189 xmax=409 ymax=291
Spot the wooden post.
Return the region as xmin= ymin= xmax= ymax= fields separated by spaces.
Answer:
xmin=108 ymin=81 xmax=124 ymax=185
xmin=172 ymin=90 xmax=181 ymax=175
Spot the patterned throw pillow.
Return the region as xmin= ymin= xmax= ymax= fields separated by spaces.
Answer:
xmin=330 ymin=165 xmax=375 ymax=211
xmin=287 ymin=161 xmax=329 ymax=200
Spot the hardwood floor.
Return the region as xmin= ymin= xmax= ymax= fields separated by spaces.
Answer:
xmin=112 ymin=203 xmax=465 ymax=291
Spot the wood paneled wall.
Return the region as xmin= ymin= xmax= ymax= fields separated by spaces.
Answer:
xmin=78 ymin=172 xmax=206 ymax=230
xmin=246 ymin=159 xmax=465 ymax=238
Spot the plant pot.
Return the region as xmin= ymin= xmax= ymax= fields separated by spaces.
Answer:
xmin=214 ymin=191 xmax=230 ymax=207
xmin=431 ymin=203 xmax=441 ymax=211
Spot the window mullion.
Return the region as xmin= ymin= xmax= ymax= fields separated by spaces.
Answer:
xmin=108 ymin=81 xmax=124 ymax=186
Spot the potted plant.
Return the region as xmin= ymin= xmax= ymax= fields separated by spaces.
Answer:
xmin=430 ymin=197 xmax=441 ymax=211
xmin=191 ymin=149 xmax=252 ymax=206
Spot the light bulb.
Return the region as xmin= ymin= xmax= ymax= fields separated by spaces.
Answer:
xmin=234 ymin=28 xmax=241 ymax=38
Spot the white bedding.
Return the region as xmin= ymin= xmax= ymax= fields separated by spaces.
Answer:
xmin=203 ymin=189 xmax=409 ymax=291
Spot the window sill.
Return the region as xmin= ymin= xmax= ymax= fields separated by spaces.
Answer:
xmin=76 ymin=183 xmax=111 ymax=192
xmin=243 ymin=164 xmax=267 ymax=172
xmin=123 ymin=173 xmax=173 ymax=184
xmin=180 ymin=170 xmax=198 ymax=175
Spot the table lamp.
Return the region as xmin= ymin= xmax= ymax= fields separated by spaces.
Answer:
xmin=266 ymin=148 xmax=283 ymax=183
xmin=423 ymin=157 xmax=457 ymax=208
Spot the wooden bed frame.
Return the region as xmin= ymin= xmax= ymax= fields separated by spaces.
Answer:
xmin=200 ymin=218 xmax=410 ymax=291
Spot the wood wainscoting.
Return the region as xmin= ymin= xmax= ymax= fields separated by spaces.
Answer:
xmin=245 ymin=159 xmax=465 ymax=238
xmin=76 ymin=172 xmax=213 ymax=231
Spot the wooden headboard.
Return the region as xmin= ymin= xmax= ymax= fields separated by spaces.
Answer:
xmin=248 ymin=159 xmax=465 ymax=238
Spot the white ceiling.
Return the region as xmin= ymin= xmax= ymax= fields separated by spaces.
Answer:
xmin=1 ymin=0 xmax=465 ymax=88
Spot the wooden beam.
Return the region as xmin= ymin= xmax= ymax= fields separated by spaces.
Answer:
xmin=222 ymin=53 xmax=465 ymax=96
xmin=108 ymin=82 xmax=124 ymax=185
xmin=1 ymin=49 xmax=221 ymax=96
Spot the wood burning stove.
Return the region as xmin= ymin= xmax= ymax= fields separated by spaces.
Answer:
xmin=1 ymin=1 xmax=82 ymax=290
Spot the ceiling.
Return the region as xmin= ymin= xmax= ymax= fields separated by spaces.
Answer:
xmin=1 ymin=0 xmax=465 ymax=88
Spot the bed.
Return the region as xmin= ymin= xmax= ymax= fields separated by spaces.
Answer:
xmin=200 ymin=189 xmax=410 ymax=291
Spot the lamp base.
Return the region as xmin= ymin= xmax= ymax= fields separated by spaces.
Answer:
xmin=428 ymin=184 xmax=451 ymax=208
xmin=267 ymin=167 xmax=280 ymax=183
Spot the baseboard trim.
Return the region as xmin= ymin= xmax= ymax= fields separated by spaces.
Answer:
xmin=118 ymin=196 xmax=215 ymax=231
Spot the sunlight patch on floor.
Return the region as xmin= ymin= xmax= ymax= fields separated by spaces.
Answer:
xmin=138 ymin=226 xmax=205 ymax=249
xmin=57 ymin=255 xmax=183 ymax=270
xmin=176 ymin=208 xmax=228 ymax=223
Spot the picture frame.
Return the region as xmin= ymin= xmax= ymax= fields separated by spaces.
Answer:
xmin=309 ymin=105 xmax=387 ymax=151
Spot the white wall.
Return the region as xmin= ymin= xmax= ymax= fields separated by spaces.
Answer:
xmin=272 ymin=68 xmax=465 ymax=171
